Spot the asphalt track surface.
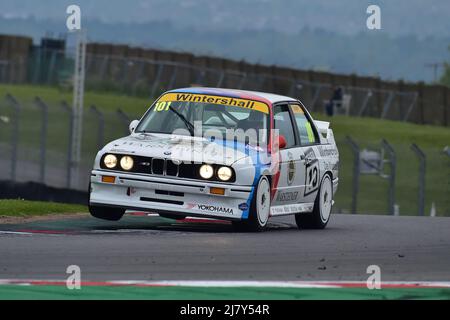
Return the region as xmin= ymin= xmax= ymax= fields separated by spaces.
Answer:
xmin=0 ymin=213 xmax=449 ymax=282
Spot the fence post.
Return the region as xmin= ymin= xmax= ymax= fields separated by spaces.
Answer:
xmin=381 ymin=139 xmax=396 ymax=215
xmin=150 ymin=63 xmax=164 ymax=98
xmin=345 ymin=136 xmax=360 ymax=214
xmin=34 ymin=97 xmax=48 ymax=184
xmin=132 ymin=60 xmax=146 ymax=96
xmin=381 ymin=91 xmax=395 ymax=119
xmin=310 ymin=84 xmax=322 ymax=112
xmin=116 ymin=109 xmax=131 ymax=135
xmin=47 ymin=49 xmax=57 ymax=84
xmin=358 ymin=90 xmax=373 ymax=117
xmin=168 ymin=65 xmax=178 ymax=89
xmin=89 ymin=105 xmax=105 ymax=150
xmin=195 ymin=69 xmax=206 ymax=86
xmin=410 ymin=143 xmax=426 ymax=216
xmin=61 ymin=101 xmax=73 ymax=189
xmin=5 ymin=94 xmax=20 ymax=181
xmin=216 ymin=70 xmax=225 ymax=88
xmin=404 ymin=92 xmax=419 ymax=122
xmin=237 ymin=73 xmax=247 ymax=89
xmin=99 ymin=55 xmax=109 ymax=81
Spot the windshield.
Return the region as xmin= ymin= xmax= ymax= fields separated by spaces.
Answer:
xmin=136 ymin=93 xmax=270 ymax=146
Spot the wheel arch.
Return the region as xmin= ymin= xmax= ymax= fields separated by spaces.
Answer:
xmin=323 ymin=170 xmax=333 ymax=181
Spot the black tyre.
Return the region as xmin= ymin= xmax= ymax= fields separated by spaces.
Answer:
xmin=232 ymin=176 xmax=271 ymax=232
xmin=295 ymin=174 xmax=333 ymax=229
xmin=89 ymin=205 xmax=125 ymax=221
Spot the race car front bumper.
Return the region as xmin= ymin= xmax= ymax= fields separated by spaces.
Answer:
xmin=89 ymin=170 xmax=253 ymax=220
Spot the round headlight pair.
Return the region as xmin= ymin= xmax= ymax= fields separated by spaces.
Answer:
xmin=103 ymin=154 xmax=134 ymax=171
xmin=199 ymin=164 xmax=232 ymax=181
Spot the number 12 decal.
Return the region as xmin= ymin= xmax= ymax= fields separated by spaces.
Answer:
xmin=304 ymin=148 xmax=320 ymax=196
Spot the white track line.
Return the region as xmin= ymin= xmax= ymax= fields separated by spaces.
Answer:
xmin=1 ymin=279 xmax=449 ymax=288
xmin=0 ymin=231 xmax=34 ymax=236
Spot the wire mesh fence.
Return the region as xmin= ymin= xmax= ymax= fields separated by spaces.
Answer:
xmin=15 ymin=47 xmax=422 ymax=124
xmin=332 ymin=135 xmax=449 ymax=216
xmin=0 ymin=93 xmax=448 ymax=216
xmin=0 ymin=94 xmax=140 ymax=191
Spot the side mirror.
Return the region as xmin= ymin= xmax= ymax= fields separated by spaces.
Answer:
xmin=279 ymin=135 xmax=287 ymax=149
xmin=129 ymin=120 xmax=139 ymax=134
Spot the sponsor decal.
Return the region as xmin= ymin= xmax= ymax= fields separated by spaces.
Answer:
xmin=270 ymin=203 xmax=314 ymax=215
xmin=276 ymin=191 xmax=299 ymax=202
xmin=287 ymin=152 xmax=296 ymax=185
xmin=288 ymin=160 xmax=295 ymax=185
xmin=304 ymin=148 xmax=320 ymax=196
xmin=159 ymin=93 xmax=269 ymax=114
xmin=318 ymin=146 xmax=339 ymax=158
xmin=291 ymin=104 xmax=304 ymax=114
xmin=197 ymin=204 xmax=234 ymax=215
xmin=238 ymin=203 xmax=249 ymax=211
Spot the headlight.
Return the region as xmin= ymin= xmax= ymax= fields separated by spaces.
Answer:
xmin=104 ymin=154 xmax=117 ymax=169
xmin=199 ymin=164 xmax=214 ymax=179
xmin=120 ymin=156 xmax=134 ymax=171
xmin=217 ymin=166 xmax=232 ymax=181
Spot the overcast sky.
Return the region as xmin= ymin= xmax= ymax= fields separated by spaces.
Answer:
xmin=1 ymin=0 xmax=449 ymax=38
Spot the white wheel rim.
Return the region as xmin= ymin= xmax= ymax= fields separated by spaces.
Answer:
xmin=256 ymin=178 xmax=270 ymax=226
xmin=320 ymin=176 xmax=332 ymax=223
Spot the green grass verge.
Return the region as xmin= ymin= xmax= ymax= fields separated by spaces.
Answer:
xmin=0 ymin=83 xmax=150 ymax=115
xmin=0 ymin=200 xmax=87 ymax=217
xmin=0 ymin=285 xmax=449 ymax=300
xmin=0 ymin=83 xmax=449 ymax=215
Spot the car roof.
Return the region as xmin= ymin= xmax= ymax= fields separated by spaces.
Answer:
xmin=165 ymin=87 xmax=297 ymax=105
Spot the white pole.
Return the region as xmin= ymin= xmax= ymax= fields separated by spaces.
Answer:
xmin=71 ymin=29 xmax=86 ymax=188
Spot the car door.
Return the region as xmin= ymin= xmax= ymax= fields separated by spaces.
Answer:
xmin=271 ymin=103 xmax=306 ymax=212
xmin=289 ymin=102 xmax=322 ymax=204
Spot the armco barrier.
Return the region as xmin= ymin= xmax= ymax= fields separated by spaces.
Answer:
xmin=0 ymin=180 xmax=88 ymax=206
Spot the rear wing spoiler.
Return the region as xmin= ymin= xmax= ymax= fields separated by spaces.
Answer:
xmin=314 ymin=120 xmax=335 ymax=145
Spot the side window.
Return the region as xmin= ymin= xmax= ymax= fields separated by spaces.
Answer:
xmin=273 ymin=104 xmax=296 ymax=148
xmin=290 ymin=104 xmax=318 ymax=145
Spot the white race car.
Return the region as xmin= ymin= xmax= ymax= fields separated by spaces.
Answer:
xmin=89 ymin=87 xmax=339 ymax=231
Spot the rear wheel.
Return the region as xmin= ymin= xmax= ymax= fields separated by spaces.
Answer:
xmin=233 ymin=176 xmax=271 ymax=232
xmin=89 ymin=205 xmax=125 ymax=221
xmin=295 ymin=174 xmax=332 ymax=229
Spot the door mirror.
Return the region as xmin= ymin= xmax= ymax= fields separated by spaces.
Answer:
xmin=279 ymin=135 xmax=287 ymax=149
xmin=129 ymin=120 xmax=139 ymax=133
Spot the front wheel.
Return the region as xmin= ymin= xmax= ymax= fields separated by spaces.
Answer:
xmin=233 ymin=176 xmax=271 ymax=232
xmin=89 ymin=205 xmax=125 ymax=221
xmin=295 ymin=174 xmax=333 ymax=229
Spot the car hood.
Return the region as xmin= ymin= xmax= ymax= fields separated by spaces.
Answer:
xmin=102 ymin=133 xmax=267 ymax=166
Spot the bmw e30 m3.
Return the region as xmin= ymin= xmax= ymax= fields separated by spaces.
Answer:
xmin=89 ymin=87 xmax=339 ymax=231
